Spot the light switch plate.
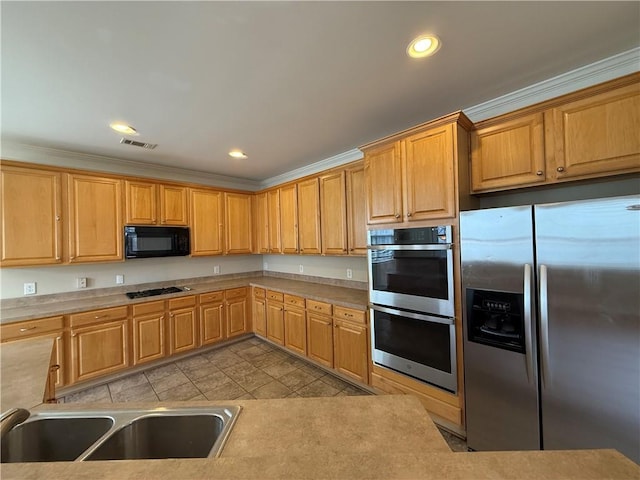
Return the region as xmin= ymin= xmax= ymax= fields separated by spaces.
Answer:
xmin=115 ymin=274 xmax=124 ymax=284
xmin=23 ymin=282 xmax=36 ymax=295
xmin=213 ymin=265 xmax=220 ymax=274
xmin=299 ymin=264 xmax=304 ymax=273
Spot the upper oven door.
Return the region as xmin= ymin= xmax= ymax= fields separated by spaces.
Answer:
xmin=368 ymin=242 xmax=454 ymax=317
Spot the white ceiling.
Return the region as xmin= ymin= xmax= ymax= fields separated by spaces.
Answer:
xmin=2 ymin=1 xmax=639 ymax=182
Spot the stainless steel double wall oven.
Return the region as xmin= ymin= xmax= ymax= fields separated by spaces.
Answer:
xmin=368 ymin=226 xmax=457 ymax=392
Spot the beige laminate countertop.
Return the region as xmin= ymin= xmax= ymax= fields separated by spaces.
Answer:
xmin=0 ymin=275 xmax=368 ymax=324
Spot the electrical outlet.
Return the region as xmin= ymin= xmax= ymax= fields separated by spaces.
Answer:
xmin=346 ymin=268 xmax=353 ymax=279
xmin=115 ymin=274 xmax=125 ymax=285
xmin=299 ymin=264 xmax=304 ymax=273
xmin=213 ymin=265 xmax=220 ymax=274
xmin=77 ymin=277 xmax=87 ymax=288
xmin=23 ymin=282 xmax=36 ymax=295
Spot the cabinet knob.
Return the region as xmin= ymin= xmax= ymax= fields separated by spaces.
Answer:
xmin=407 ymin=212 xmax=412 ymax=218
xmin=55 ymin=215 xmax=61 ymax=221
xmin=536 ymin=171 xmax=543 ymax=176
xmin=556 ymin=166 xmax=565 ymax=173
xmin=300 ymin=249 xmax=304 ymax=252
xmin=394 ymin=213 xmax=400 ymax=218
xmin=50 ymin=364 xmax=60 ymax=372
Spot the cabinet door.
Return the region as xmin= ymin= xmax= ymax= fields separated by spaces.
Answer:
xmin=320 ymin=171 xmax=348 ymax=255
xmin=334 ymin=319 xmax=368 ymax=384
xmin=169 ymin=307 xmax=197 ymax=355
xmin=364 ymin=142 xmax=403 ymax=225
xmin=253 ymin=295 xmax=267 ymax=336
xmin=190 ymin=188 xmax=223 ymax=256
xmin=200 ymin=302 xmax=225 ymax=346
xmin=404 ymin=125 xmax=455 ymax=221
xmin=284 ymin=307 xmax=307 ymax=355
xmin=280 ymin=184 xmax=299 ymax=254
xmin=71 ymin=319 xmax=128 ymax=383
xmin=225 ymin=192 xmax=253 ymax=254
xmin=266 ymin=301 xmax=285 ymax=345
xmin=297 ymin=178 xmax=321 ymax=255
xmin=159 ymin=185 xmax=188 ymax=225
xmin=52 ymin=334 xmax=65 ymax=388
xmin=267 ymin=189 xmax=281 ymax=254
xmin=547 ymin=82 xmax=640 ymax=181
xmin=68 ymin=174 xmax=123 ymax=263
xmin=345 ymin=164 xmax=367 ymax=256
xmin=0 ymin=166 xmax=63 ymax=266
xmin=470 ymin=113 xmax=546 ymax=192
xmin=226 ymin=294 xmax=249 ymax=339
xmin=253 ymin=192 xmax=270 ymax=254
xmin=306 ymin=312 xmax=333 ymax=368
xmin=132 ymin=312 xmax=165 ymax=366
xmin=125 ymin=180 xmax=157 ymax=225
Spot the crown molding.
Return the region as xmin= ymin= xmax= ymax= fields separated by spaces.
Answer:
xmin=0 ymin=142 xmax=261 ymax=190
xmin=259 ymin=148 xmax=364 ymax=189
xmin=464 ymin=47 xmax=640 ymax=122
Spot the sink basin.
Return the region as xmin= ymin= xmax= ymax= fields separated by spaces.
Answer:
xmin=0 ymin=406 xmax=241 ymax=463
xmin=86 ymin=414 xmax=225 ymax=460
xmin=1 ymin=416 xmax=114 ymax=463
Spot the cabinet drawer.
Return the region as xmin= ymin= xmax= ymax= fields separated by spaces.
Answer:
xmin=200 ymin=291 xmax=224 ymax=304
xmin=253 ymin=287 xmax=266 ymax=299
xmin=334 ymin=306 xmax=366 ymax=325
xmin=284 ymin=294 xmax=305 ymax=308
xmin=1 ymin=316 xmax=64 ymax=342
xmin=306 ymin=300 xmax=332 ymax=316
xmin=225 ymin=287 xmax=248 ymax=300
xmin=132 ymin=300 xmax=165 ymax=317
xmin=168 ymin=295 xmax=196 ymax=310
xmin=70 ymin=306 xmax=128 ymax=328
xmin=267 ymin=290 xmax=284 ymax=302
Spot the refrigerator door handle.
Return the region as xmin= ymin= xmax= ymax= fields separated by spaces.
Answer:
xmin=523 ymin=263 xmax=534 ymax=384
xmin=539 ymin=264 xmax=552 ymax=387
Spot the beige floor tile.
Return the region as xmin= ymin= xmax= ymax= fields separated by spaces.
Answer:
xmin=111 ymin=382 xmax=158 ymax=403
xmin=251 ymin=380 xmax=292 ymax=399
xmin=192 ymin=370 xmax=236 ymax=392
xmin=278 ymin=368 xmax=318 ymax=391
xmin=228 ymin=369 xmax=274 ymax=392
xmin=296 ymin=379 xmax=341 ymax=398
xmin=235 ymin=392 xmax=255 ymax=400
xmin=318 ymin=374 xmax=353 ymax=391
xmin=187 ymin=394 xmax=207 ymax=401
xmin=202 ymin=382 xmax=247 ymax=401
xmin=261 ymin=360 xmax=299 ymax=379
xmin=157 ymin=382 xmax=201 ymax=401
xmin=246 ymin=351 xmax=287 ymax=369
xmin=176 ymin=355 xmax=218 ymax=381
xmin=64 ymin=384 xmax=112 ymax=404
xmin=296 ymin=363 xmax=327 ymax=379
xmin=235 ymin=345 xmax=269 ymax=362
xmin=223 ymin=360 xmax=259 ymax=376
xmin=203 ymin=349 xmax=244 ymax=370
xmin=108 ymin=372 xmax=149 ymax=396
xmin=145 ymin=363 xmax=181 ymax=383
xmin=148 ymin=370 xmax=191 ymax=394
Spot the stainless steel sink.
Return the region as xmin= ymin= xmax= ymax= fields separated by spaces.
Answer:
xmin=0 ymin=406 xmax=241 ymax=463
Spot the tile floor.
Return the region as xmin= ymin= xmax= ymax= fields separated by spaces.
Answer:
xmin=62 ymin=336 xmax=467 ymax=452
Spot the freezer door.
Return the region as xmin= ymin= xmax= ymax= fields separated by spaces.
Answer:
xmin=535 ymin=195 xmax=640 ymax=463
xmin=460 ymin=206 xmax=540 ymax=451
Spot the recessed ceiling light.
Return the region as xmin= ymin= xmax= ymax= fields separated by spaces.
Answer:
xmin=109 ymin=122 xmax=138 ymax=136
xmin=229 ymin=150 xmax=247 ymax=159
xmin=407 ymin=34 xmax=441 ymax=58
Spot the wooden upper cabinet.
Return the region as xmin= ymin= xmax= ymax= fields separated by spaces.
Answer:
xmin=225 ymin=192 xmax=253 ymax=254
xmin=0 ymin=165 xmax=63 ymax=266
xmin=125 ymin=181 xmax=187 ymax=226
xmin=320 ymin=171 xmax=347 ymax=255
xmin=159 ymin=184 xmax=188 ymax=225
xmin=546 ymin=81 xmax=640 ymax=181
xmin=279 ymin=184 xmax=298 ymax=254
xmin=267 ymin=189 xmax=282 ymax=254
xmin=68 ymin=173 xmax=123 ymax=263
xmin=190 ymin=188 xmax=223 ymax=256
xmin=125 ymin=180 xmax=158 ymax=225
xmin=364 ymin=141 xmax=403 ymax=225
xmin=404 ymin=124 xmax=456 ymax=221
xmin=470 ymin=113 xmax=546 ymax=192
xmin=253 ymin=192 xmax=269 ymax=254
xmin=345 ymin=163 xmax=367 ymax=256
xmin=297 ymin=178 xmax=321 ymax=255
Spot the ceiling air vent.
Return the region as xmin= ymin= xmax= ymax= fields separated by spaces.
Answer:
xmin=120 ymin=138 xmax=158 ymax=149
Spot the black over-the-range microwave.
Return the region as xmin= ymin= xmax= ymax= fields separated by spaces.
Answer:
xmin=124 ymin=226 xmax=190 ymax=259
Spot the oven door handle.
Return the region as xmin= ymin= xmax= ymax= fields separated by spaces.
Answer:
xmin=369 ymin=304 xmax=455 ymax=325
xmin=367 ymin=244 xmax=452 ymax=251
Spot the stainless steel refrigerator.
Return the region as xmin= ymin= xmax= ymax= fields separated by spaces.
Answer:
xmin=460 ymin=195 xmax=640 ymax=463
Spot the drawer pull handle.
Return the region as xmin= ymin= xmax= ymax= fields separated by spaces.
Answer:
xmin=50 ymin=364 xmax=60 ymax=372
xmin=94 ymin=315 xmax=107 ymax=319
xmin=536 ymin=170 xmax=543 ymax=176
xmin=19 ymin=326 xmax=37 ymax=332
xmin=345 ymin=313 xmax=353 ymax=317
xmin=556 ymin=166 xmax=565 ymax=173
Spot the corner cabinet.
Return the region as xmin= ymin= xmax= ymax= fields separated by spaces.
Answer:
xmin=67 ymin=174 xmax=123 ymax=263
xmin=0 ymin=165 xmax=63 ymax=266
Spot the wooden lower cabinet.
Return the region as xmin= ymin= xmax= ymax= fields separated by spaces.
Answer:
xmin=266 ymin=291 xmax=285 ymax=345
xmin=131 ymin=301 xmax=165 ymax=366
xmin=200 ymin=291 xmax=225 ymax=346
xmin=70 ymin=318 xmax=129 ymax=384
xmin=284 ymin=297 xmax=306 ymax=356
xmin=225 ymin=287 xmax=250 ymax=339
xmin=252 ymin=288 xmax=267 ymax=336
xmin=168 ymin=296 xmax=198 ymax=355
xmin=306 ymin=311 xmax=333 ymax=368
xmin=333 ymin=318 xmax=369 ymax=384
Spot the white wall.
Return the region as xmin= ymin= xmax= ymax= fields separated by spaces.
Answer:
xmin=263 ymin=255 xmax=367 ymax=283
xmin=0 ymin=255 xmax=262 ymax=299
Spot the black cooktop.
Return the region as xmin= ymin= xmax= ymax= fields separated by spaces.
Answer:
xmin=126 ymin=287 xmax=183 ymax=299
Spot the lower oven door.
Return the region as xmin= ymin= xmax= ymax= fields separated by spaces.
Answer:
xmin=370 ymin=304 xmax=457 ymax=393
